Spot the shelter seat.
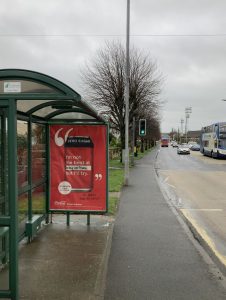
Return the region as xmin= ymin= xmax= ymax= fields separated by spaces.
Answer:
xmin=25 ymin=215 xmax=45 ymax=242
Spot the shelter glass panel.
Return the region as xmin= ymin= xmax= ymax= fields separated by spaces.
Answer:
xmin=32 ymin=124 xmax=46 ymax=184
xmin=17 ymin=120 xmax=28 ymax=190
xmin=32 ymin=185 xmax=46 ymax=215
xmin=0 ymin=109 xmax=9 ymax=291
xmin=0 ymin=230 xmax=9 ymax=290
xmin=33 ymin=106 xmax=58 ymax=118
xmin=52 ymin=112 xmax=95 ymax=120
xmin=0 ymin=111 xmax=8 ymax=216
xmin=17 ymin=100 xmax=51 ymax=114
xmin=18 ymin=192 xmax=28 ymax=237
xmin=0 ymin=79 xmax=59 ymax=94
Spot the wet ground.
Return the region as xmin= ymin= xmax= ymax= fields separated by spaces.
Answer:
xmin=104 ymin=149 xmax=226 ymax=299
xmin=0 ymin=214 xmax=114 ymax=300
xmin=157 ymin=147 xmax=226 ymax=274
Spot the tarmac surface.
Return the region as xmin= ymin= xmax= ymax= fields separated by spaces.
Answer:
xmin=1 ymin=148 xmax=226 ymax=299
xmin=104 ymin=149 xmax=226 ymax=299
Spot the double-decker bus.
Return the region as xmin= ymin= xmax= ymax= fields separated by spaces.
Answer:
xmin=200 ymin=122 xmax=226 ymax=158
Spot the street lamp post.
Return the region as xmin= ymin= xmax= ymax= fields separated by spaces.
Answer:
xmin=124 ymin=0 xmax=130 ymax=185
xmin=180 ymin=118 xmax=184 ymax=143
xmin=185 ymin=107 xmax=192 ymax=143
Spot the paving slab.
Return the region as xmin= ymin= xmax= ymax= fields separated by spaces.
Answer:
xmin=0 ymin=214 xmax=114 ymax=300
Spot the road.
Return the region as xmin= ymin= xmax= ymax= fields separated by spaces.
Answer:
xmin=156 ymin=145 xmax=226 ymax=271
xmin=104 ymin=149 xmax=226 ymax=300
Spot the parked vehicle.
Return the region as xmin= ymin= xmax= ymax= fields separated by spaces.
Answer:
xmin=177 ymin=144 xmax=190 ymax=154
xmin=190 ymin=144 xmax=200 ymax=151
xmin=200 ymin=122 xmax=226 ymax=158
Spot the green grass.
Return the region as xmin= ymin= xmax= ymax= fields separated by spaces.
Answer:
xmin=109 ymin=158 xmax=123 ymax=168
xmin=109 ymin=168 xmax=124 ymax=192
xmin=18 ymin=194 xmax=45 ymax=215
xmin=134 ymin=147 xmax=152 ymax=160
xmin=108 ymin=196 xmax=119 ymax=215
xmin=107 ymin=147 xmax=153 ymax=215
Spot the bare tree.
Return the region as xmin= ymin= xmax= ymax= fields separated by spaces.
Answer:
xmin=81 ymin=41 xmax=163 ymax=151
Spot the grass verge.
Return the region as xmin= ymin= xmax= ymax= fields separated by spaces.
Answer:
xmin=108 ymin=147 xmax=153 ymax=215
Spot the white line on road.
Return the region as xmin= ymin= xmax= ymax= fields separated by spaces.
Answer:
xmin=163 ymin=177 xmax=176 ymax=188
xmin=182 ymin=208 xmax=223 ymax=212
xmin=164 ymin=177 xmax=168 ymax=183
xmin=167 ymin=183 xmax=176 ymax=188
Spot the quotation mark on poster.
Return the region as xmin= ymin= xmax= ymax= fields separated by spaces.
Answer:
xmin=55 ymin=128 xmax=73 ymax=146
xmin=95 ymin=174 xmax=103 ymax=181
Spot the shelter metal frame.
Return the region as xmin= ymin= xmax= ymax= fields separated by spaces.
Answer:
xmin=0 ymin=69 xmax=108 ymax=300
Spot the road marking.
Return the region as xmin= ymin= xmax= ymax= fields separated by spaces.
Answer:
xmin=163 ymin=177 xmax=176 ymax=188
xmin=180 ymin=209 xmax=226 ymax=266
xmin=177 ymin=198 xmax=182 ymax=206
xmin=167 ymin=183 xmax=176 ymax=188
xmin=182 ymin=208 xmax=223 ymax=212
xmin=164 ymin=177 xmax=168 ymax=183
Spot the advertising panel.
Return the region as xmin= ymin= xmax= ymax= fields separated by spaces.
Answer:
xmin=49 ymin=124 xmax=107 ymax=212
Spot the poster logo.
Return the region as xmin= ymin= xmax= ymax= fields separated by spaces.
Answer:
xmin=58 ymin=181 xmax=72 ymax=195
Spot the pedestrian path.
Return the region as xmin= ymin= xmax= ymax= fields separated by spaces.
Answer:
xmin=104 ymin=149 xmax=226 ymax=300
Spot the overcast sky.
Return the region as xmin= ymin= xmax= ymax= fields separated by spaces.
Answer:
xmin=1 ymin=0 xmax=226 ymax=133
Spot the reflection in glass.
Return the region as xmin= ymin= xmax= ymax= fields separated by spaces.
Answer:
xmin=52 ymin=112 xmax=95 ymax=119
xmin=18 ymin=193 xmax=28 ymax=237
xmin=0 ymin=112 xmax=8 ymax=216
xmin=0 ymin=109 xmax=9 ymax=290
xmin=32 ymin=185 xmax=45 ymax=215
xmin=0 ymin=231 xmax=9 ymax=290
xmin=32 ymin=124 xmax=46 ymax=184
xmin=17 ymin=100 xmax=48 ymax=113
xmin=17 ymin=120 xmax=28 ymax=189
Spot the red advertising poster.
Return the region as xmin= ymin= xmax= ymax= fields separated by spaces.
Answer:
xmin=49 ymin=124 xmax=107 ymax=212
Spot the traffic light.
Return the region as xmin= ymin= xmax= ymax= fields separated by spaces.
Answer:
xmin=139 ymin=119 xmax=146 ymax=136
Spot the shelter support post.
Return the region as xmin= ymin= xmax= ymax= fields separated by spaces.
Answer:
xmin=87 ymin=213 xmax=90 ymax=226
xmin=66 ymin=212 xmax=70 ymax=226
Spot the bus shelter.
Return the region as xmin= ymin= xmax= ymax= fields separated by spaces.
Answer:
xmin=0 ymin=69 xmax=108 ymax=299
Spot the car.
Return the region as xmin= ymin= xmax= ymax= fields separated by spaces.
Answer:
xmin=172 ymin=141 xmax=178 ymax=147
xmin=188 ymin=141 xmax=197 ymax=149
xmin=177 ymin=144 xmax=190 ymax=154
xmin=190 ymin=144 xmax=200 ymax=151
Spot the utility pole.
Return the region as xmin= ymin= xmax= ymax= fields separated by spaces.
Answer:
xmin=124 ymin=0 xmax=130 ymax=185
xmin=131 ymin=116 xmax=135 ymax=166
xmin=181 ymin=119 xmax=184 ymax=135
xmin=185 ymin=107 xmax=192 ymax=143
xmin=180 ymin=118 xmax=184 ymax=143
